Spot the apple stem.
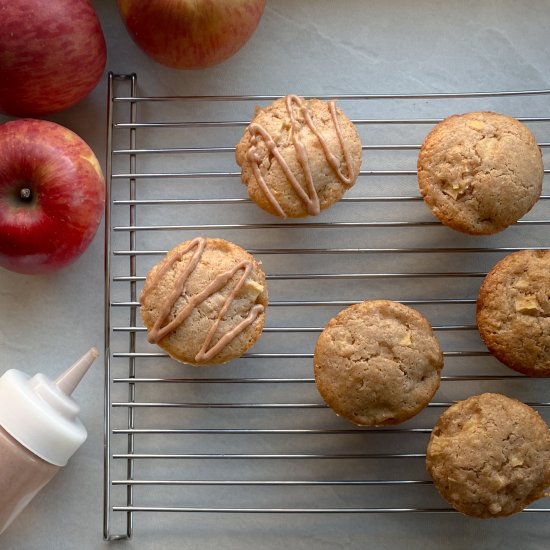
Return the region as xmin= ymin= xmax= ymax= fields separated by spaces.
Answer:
xmin=20 ymin=188 xmax=32 ymax=202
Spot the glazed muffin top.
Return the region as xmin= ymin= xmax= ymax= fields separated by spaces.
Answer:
xmin=140 ymin=237 xmax=268 ymax=366
xmin=236 ymin=95 xmax=362 ymax=218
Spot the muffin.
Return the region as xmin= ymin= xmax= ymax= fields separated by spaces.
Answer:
xmin=417 ymin=112 xmax=543 ymax=235
xmin=427 ymin=393 xmax=550 ymax=518
xmin=236 ymin=95 xmax=362 ymax=218
xmin=140 ymin=237 xmax=268 ymax=366
xmin=313 ymin=300 xmax=444 ymax=426
xmin=477 ymin=249 xmax=550 ymax=376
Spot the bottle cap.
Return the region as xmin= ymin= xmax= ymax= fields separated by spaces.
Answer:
xmin=0 ymin=348 xmax=97 ymax=466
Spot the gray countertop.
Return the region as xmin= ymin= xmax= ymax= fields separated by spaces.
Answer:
xmin=1 ymin=1 xmax=550 ymax=548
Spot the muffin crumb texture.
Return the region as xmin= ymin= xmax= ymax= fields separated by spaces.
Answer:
xmin=140 ymin=237 xmax=268 ymax=366
xmin=477 ymin=249 xmax=550 ymax=376
xmin=236 ymin=95 xmax=362 ymax=218
xmin=417 ymin=112 xmax=543 ymax=235
xmin=314 ymin=300 xmax=443 ymax=426
xmin=427 ymin=393 xmax=550 ymax=518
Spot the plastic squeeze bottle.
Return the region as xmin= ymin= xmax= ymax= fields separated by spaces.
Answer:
xmin=0 ymin=347 xmax=98 ymax=535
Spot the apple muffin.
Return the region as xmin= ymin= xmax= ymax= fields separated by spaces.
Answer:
xmin=313 ymin=300 xmax=444 ymax=426
xmin=417 ymin=112 xmax=543 ymax=235
xmin=236 ymin=95 xmax=362 ymax=218
xmin=427 ymin=393 xmax=550 ymax=518
xmin=477 ymin=249 xmax=550 ymax=376
xmin=140 ymin=237 xmax=268 ymax=366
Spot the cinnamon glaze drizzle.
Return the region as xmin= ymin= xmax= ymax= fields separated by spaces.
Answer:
xmin=142 ymin=238 xmax=265 ymax=363
xmin=246 ymin=95 xmax=356 ymax=218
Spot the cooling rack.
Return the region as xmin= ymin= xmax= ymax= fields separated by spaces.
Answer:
xmin=104 ymin=73 xmax=550 ymax=540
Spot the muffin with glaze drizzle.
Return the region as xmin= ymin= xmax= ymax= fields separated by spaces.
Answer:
xmin=140 ymin=237 xmax=268 ymax=366
xmin=236 ymin=95 xmax=363 ymax=218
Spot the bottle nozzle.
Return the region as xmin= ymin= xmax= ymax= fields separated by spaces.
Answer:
xmin=55 ymin=347 xmax=98 ymax=396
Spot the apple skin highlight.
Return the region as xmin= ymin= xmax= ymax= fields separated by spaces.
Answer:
xmin=0 ymin=119 xmax=105 ymax=275
xmin=0 ymin=0 xmax=106 ymax=117
xmin=117 ymin=0 xmax=266 ymax=69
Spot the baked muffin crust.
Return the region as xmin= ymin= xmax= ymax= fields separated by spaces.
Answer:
xmin=236 ymin=95 xmax=362 ymax=218
xmin=140 ymin=237 xmax=268 ymax=366
xmin=427 ymin=393 xmax=550 ymax=518
xmin=417 ymin=112 xmax=543 ymax=235
xmin=313 ymin=300 xmax=443 ymax=426
xmin=477 ymin=249 xmax=550 ymax=376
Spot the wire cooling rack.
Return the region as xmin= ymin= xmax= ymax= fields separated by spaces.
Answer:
xmin=104 ymin=73 xmax=550 ymax=540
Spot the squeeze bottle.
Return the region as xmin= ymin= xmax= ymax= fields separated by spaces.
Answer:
xmin=0 ymin=347 xmax=97 ymax=534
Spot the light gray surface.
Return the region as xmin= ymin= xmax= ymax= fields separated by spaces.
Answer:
xmin=1 ymin=0 xmax=550 ymax=548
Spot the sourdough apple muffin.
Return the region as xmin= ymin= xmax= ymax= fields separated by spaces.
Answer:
xmin=236 ymin=95 xmax=362 ymax=218
xmin=477 ymin=249 xmax=550 ymax=376
xmin=417 ymin=112 xmax=543 ymax=235
xmin=140 ymin=237 xmax=268 ymax=366
xmin=427 ymin=393 xmax=550 ymax=518
xmin=313 ymin=300 xmax=444 ymax=426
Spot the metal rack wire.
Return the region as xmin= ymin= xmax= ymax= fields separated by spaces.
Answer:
xmin=104 ymin=73 xmax=550 ymax=540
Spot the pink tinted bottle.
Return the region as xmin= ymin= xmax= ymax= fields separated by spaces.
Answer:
xmin=0 ymin=348 xmax=97 ymax=534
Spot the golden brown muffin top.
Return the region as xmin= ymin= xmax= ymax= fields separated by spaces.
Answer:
xmin=427 ymin=393 xmax=550 ymax=518
xmin=418 ymin=111 xmax=543 ymax=235
xmin=314 ymin=300 xmax=443 ymax=426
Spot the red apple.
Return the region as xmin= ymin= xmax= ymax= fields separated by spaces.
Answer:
xmin=0 ymin=119 xmax=105 ymax=275
xmin=117 ymin=0 xmax=266 ymax=69
xmin=0 ymin=0 xmax=106 ymax=117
